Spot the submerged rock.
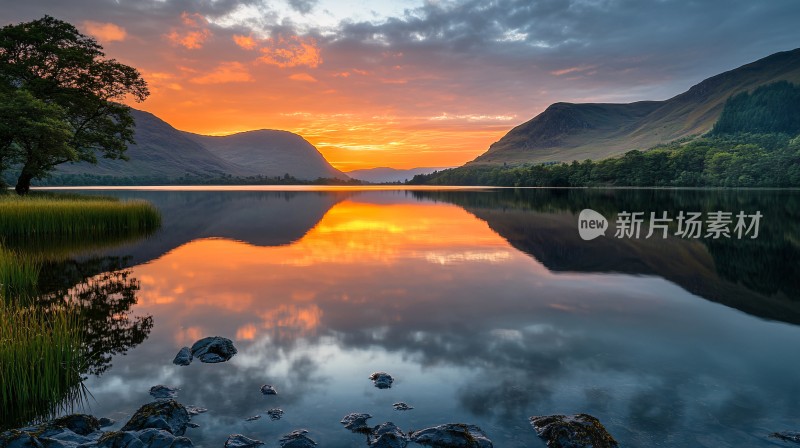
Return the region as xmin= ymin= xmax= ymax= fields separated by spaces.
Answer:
xmin=99 ymin=418 xmax=116 ymax=428
xmin=369 ymin=422 xmax=408 ymax=448
xmin=224 ymin=434 xmax=264 ymax=448
xmin=183 ymin=406 xmax=207 ymax=416
xmin=529 ymin=414 xmax=618 ymax=448
xmin=245 ymin=416 xmax=261 ymax=422
xmin=150 ymin=385 xmax=180 ymax=400
xmin=121 ymin=400 xmax=191 ymax=436
xmin=279 ymin=430 xmax=316 ymax=448
xmin=392 ymin=402 xmax=413 ymax=411
xmin=341 ymin=413 xmax=373 ymax=433
xmin=260 ymin=385 xmax=277 ymax=395
xmin=409 ymin=423 xmax=493 ymax=448
xmin=771 ymin=432 xmax=800 ymax=444
xmin=136 ymin=428 xmax=194 ymax=448
xmin=190 ymin=337 xmax=237 ymax=363
xmin=369 ymin=372 xmax=394 ymax=389
xmin=267 ymin=409 xmax=285 ymax=421
xmin=172 ymin=347 xmax=193 ymax=366
xmin=50 ymin=414 xmax=102 ymax=436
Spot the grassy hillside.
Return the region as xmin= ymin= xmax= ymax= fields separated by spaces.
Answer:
xmin=473 ymin=48 xmax=800 ymax=165
xmin=186 ymin=130 xmax=349 ymax=180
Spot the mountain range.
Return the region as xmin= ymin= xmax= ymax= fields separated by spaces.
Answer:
xmin=471 ymin=48 xmax=800 ymax=165
xmin=54 ymin=109 xmax=348 ymax=182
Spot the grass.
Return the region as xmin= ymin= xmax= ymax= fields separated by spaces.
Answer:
xmin=0 ymin=191 xmax=160 ymax=428
xmin=0 ymin=246 xmax=40 ymax=304
xmin=0 ymin=301 xmax=87 ymax=429
xmin=0 ymin=193 xmax=161 ymax=244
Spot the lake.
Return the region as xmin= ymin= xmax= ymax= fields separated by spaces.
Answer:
xmin=18 ymin=187 xmax=800 ymax=447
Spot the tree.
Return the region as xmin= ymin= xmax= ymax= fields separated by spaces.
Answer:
xmin=0 ymin=16 xmax=149 ymax=194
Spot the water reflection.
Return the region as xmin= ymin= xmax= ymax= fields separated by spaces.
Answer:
xmin=30 ymin=188 xmax=800 ymax=447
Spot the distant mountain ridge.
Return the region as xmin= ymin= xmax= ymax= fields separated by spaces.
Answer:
xmin=472 ymin=48 xmax=800 ymax=165
xmin=54 ymin=109 xmax=348 ymax=182
xmin=346 ymin=166 xmax=452 ymax=183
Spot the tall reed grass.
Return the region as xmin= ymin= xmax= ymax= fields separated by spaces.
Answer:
xmin=0 ymin=245 xmax=39 ymax=304
xmin=0 ymin=194 xmax=161 ymax=243
xmin=0 ymin=301 xmax=87 ymax=429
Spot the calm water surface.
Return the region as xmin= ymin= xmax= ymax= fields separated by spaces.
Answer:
xmin=31 ymin=188 xmax=800 ymax=447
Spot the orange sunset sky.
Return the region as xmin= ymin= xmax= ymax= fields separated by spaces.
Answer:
xmin=4 ymin=0 xmax=800 ymax=170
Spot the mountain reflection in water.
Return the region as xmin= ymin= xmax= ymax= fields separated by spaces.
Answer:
xmin=33 ymin=188 xmax=800 ymax=447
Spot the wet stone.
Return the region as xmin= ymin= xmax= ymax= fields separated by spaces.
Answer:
xmin=529 ymin=414 xmax=618 ymax=448
xmin=136 ymin=428 xmax=193 ymax=448
xmin=279 ymin=430 xmax=316 ymax=448
xmin=172 ymin=347 xmax=192 ymax=366
xmin=369 ymin=372 xmax=394 ymax=389
xmin=99 ymin=418 xmax=116 ymax=428
xmin=50 ymin=414 xmax=101 ymax=436
xmin=97 ymin=431 xmax=144 ymax=448
xmin=260 ymin=385 xmax=277 ymax=396
xmin=245 ymin=416 xmax=261 ymax=422
xmin=409 ymin=423 xmax=493 ymax=448
xmin=341 ymin=413 xmax=373 ymax=433
xmin=186 ymin=423 xmax=200 ymax=429
xmin=190 ymin=337 xmax=237 ymax=363
xmin=121 ymin=400 xmax=191 ymax=436
xmin=392 ymin=402 xmax=413 ymax=411
xmin=267 ymin=409 xmax=285 ymax=421
xmin=183 ymin=406 xmax=207 ymax=416
xmin=369 ymin=422 xmax=408 ymax=448
xmin=224 ymin=434 xmax=264 ymax=448
xmin=772 ymin=432 xmax=800 ymax=444
xmin=150 ymin=386 xmax=180 ymax=400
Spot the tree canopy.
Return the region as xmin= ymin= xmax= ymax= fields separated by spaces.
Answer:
xmin=0 ymin=16 xmax=148 ymax=194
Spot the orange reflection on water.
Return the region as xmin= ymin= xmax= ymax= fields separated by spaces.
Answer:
xmin=132 ymin=199 xmax=522 ymax=343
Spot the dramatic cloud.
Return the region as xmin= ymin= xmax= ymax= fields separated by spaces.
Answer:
xmin=81 ymin=20 xmax=126 ymax=42
xmin=4 ymin=0 xmax=800 ymax=169
xmin=259 ymin=34 xmax=322 ymax=68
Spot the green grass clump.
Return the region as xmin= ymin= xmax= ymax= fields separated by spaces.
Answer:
xmin=0 ymin=195 xmax=161 ymax=243
xmin=0 ymin=301 xmax=87 ymax=429
xmin=0 ymin=246 xmax=40 ymax=304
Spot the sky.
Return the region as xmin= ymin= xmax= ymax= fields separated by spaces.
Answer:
xmin=2 ymin=0 xmax=800 ymax=170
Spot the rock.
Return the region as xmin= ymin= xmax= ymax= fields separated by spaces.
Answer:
xmin=99 ymin=418 xmax=116 ymax=428
xmin=224 ymin=435 xmax=264 ymax=448
xmin=529 ymin=414 xmax=618 ymax=448
xmin=190 ymin=337 xmax=237 ymax=363
xmin=267 ymin=409 xmax=284 ymax=421
xmin=121 ymin=400 xmax=191 ymax=436
xmin=172 ymin=347 xmax=192 ymax=366
xmin=369 ymin=422 xmax=408 ymax=448
xmin=260 ymin=385 xmax=277 ymax=396
xmin=409 ymin=424 xmax=493 ymax=448
xmin=0 ymin=433 xmax=42 ymax=448
xmin=150 ymin=386 xmax=180 ymax=400
xmin=97 ymin=431 xmax=144 ymax=448
xmin=183 ymin=406 xmax=207 ymax=416
xmin=39 ymin=429 xmax=96 ymax=448
xmin=136 ymin=429 xmax=194 ymax=448
xmin=341 ymin=413 xmax=373 ymax=433
xmin=392 ymin=402 xmax=413 ymax=411
xmin=245 ymin=416 xmax=261 ymax=422
xmin=47 ymin=415 xmax=101 ymax=436
xmin=369 ymin=372 xmax=394 ymax=389
xmin=278 ymin=430 xmax=316 ymax=448
xmin=771 ymin=432 xmax=800 ymax=443
xmin=186 ymin=423 xmax=200 ymax=429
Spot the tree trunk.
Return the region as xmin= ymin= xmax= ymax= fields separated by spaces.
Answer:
xmin=15 ymin=169 xmax=33 ymax=196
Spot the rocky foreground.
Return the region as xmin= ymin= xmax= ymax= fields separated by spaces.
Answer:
xmin=0 ymin=398 xmax=620 ymax=448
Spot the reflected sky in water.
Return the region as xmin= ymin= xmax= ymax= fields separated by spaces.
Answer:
xmin=64 ymin=189 xmax=800 ymax=448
